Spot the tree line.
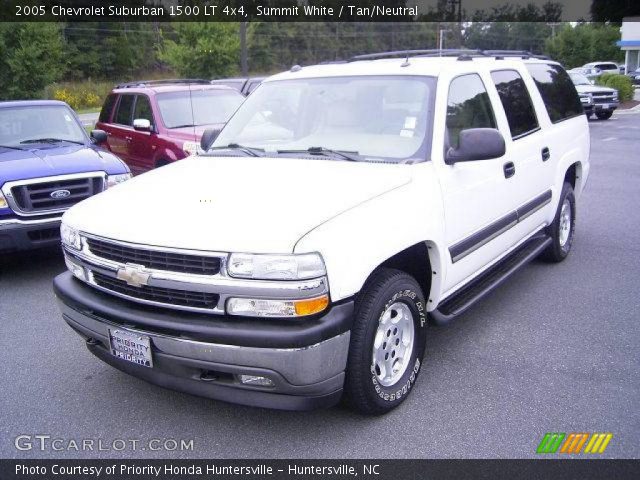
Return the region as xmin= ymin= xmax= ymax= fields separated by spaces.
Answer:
xmin=0 ymin=20 xmax=625 ymax=101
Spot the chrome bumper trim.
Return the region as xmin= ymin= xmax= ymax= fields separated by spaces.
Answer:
xmin=0 ymin=216 xmax=62 ymax=227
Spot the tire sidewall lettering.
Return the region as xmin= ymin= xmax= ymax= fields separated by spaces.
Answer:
xmin=370 ymin=287 xmax=425 ymax=403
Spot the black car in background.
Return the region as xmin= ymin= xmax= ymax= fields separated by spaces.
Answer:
xmin=626 ymin=67 xmax=640 ymax=86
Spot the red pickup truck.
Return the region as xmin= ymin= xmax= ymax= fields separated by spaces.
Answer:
xmin=96 ymin=80 xmax=244 ymax=174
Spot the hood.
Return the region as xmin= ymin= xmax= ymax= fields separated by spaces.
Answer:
xmin=574 ymin=84 xmax=616 ymax=94
xmin=0 ymin=144 xmax=128 ymax=185
xmin=64 ymin=156 xmax=412 ymax=253
xmin=164 ymin=124 xmax=226 ymax=142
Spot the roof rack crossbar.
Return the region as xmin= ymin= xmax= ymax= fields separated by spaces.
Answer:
xmin=115 ymin=79 xmax=211 ymax=89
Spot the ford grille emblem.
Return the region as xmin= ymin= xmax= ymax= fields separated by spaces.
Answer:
xmin=50 ymin=189 xmax=71 ymax=199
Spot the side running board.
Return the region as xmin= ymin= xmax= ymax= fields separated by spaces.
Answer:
xmin=430 ymin=233 xmax=552 ymax=326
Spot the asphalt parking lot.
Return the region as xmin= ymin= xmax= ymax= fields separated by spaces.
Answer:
xmin=1 ymin=111 xmax=639 ymax=460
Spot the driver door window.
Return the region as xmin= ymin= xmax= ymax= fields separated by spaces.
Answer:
xmin=446 ymin=74 xmax=496 ymax=149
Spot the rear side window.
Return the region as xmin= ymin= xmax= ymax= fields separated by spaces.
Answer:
xmin=99 ymin=94 xmax=117 ymax=123
xmin=491 ymin=70 xmax=539 ymax=139
xmin=596 ymin=63 xmax=618 ymax=71
xmin=526 ymin=64 xmax=582 ymax=123
xmin=446 ymin=74 xmax=497 ymax=148
xmin=114 ymin=94 xmax=135 ymax=126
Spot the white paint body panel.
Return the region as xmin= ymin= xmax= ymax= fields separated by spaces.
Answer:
xmin=64 ymin=56 xmax=590 ymax=312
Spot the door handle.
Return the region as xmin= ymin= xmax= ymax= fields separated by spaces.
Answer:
xmin=542 ymin=147 xmax=550 ymax=162
xmin=503 ymin=162 xmax=516 ymax=178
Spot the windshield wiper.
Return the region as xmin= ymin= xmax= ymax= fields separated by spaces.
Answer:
xmin=207 ymin=143 xmax=265 ymax=157
xmin=0 ymin=144 xmax=24 ymax=151
xmin=169 ymin=124 xmax=195 ymax=129
xmin=20 ymin=138 xmax=84 ymax=145
xmin=276 ymin=147 xmax=360 ymax=162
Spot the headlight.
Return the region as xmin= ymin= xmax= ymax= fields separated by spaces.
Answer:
xmin=0 ymin=190 xmax=8 ymax=209
xmin=106 ymin=173 xmax=132 ymax=188
xmin=60 ymin=223 xmax=81 ymax=250
xmin=227 ymin=253 xmax=326 ymax=280
xmin=183 ymin=141 xmax=202 ymax=156
xmin=226 ymin=295 xmax=329 ymax=317
xmin=580 ymin=94 xmax=593 ymax=105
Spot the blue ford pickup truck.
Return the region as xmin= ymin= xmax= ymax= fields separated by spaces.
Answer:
xmin=0 ymin=100 xmax=130 ymax=253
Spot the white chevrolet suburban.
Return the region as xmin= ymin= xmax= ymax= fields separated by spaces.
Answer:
xmin=55 ymin=50 xmax=590 ymax=414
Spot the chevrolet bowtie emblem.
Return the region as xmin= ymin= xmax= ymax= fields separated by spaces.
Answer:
xmin=116 ymin=264 xmax=151 ymax=287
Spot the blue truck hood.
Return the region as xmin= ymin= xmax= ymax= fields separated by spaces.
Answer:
xmin=0 ymin=144 xmax=127 ymax=185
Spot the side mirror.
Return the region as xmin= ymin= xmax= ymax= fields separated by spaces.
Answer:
xmin=445 ymin=128 xmax=505 ymax=165
xmin=90 ymin=129 xmax=108 ymax=144
xmin=133 ymin=118 xmax=151 ymax=132
xmin=200 ymin=128 xmax=221 ymax=151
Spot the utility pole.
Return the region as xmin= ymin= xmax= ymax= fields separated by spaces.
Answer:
xmin=439 ymin=29 xmax=451 ymax=51
xmin=240 ymin=21 xmax=248 ymax=76
xmin=547 ymin=22 xmax=561 ymax=37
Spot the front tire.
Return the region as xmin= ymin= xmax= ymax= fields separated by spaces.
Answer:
xmin=596 ymin=110 xmax=613 ymax=120
xmin=344 ymin=268 xmax=427 ymax=415
xmin=542 ymin=182 xmax=576 ymax=263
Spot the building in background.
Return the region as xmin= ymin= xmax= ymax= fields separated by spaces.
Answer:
xmin=618 ymin=18 xmax=640 ymax=72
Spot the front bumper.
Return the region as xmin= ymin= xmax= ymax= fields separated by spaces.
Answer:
xmin=54 ymin=272 xmax=353 ymax=410
xmin=0 ymin=216 xmax=62 ymax=252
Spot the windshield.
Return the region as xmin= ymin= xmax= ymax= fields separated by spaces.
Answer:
xmin=569 ymin=73 xmax=592 ymax=86
xmin=0 ymin=105 xmax=86 ymax=148
xmin=211 ymin=76 xmax=435 ymax=163
xmin=157 ymin=89 xmax=244 ymax=129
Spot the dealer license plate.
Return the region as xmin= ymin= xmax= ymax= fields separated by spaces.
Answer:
xmin=109 ymin=329 xmax=153 ymax=368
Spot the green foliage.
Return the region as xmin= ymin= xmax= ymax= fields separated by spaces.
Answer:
xmin=247 ymin=23 xmax=437 ymax=73
xmin=63 ymin=23 xmax=159 ymax=81
xmin=544 ymin=23 xmax=624 ymax=68
xmin=596 ymin=73 xmax=634 ymax=102
xmin=0 ymin=23 xmax=65 ymax=100
xmin=464 ymin=22 xmax=553 ymax=53
xmin=159 ymin=23 xmax=240 ymax=78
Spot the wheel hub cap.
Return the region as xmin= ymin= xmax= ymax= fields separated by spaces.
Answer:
xmin=372 ymin=302 xmax=415 ymax=387
xmin=559 ymin=199 xmax=571 ymax=247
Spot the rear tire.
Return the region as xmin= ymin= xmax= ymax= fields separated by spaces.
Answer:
xmin=343 ymin=268 xmax=427 ymax=415
xmin=541 ymin=182 xmax=575 ymax=263
xmin=596 ymin=111 xmax=613 ymax=120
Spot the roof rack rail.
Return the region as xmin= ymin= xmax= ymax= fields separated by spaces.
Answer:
xmin=346 ymin=49 xmax=549 ymax=63
xmin=348 ymin=49 xmax=486 ymax=62
xmin=481 ymin=50 xmax=550 ymax=60
xmin=115 ymin=79 xmax=211 ymax=89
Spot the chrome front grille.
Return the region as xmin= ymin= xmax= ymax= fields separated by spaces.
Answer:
xmin=2 ymin=172 xmax=105 ymax=216
xmin=592 ymin=92 xmax=616 ymax=104
xmin=92 ymin=272 xmax=220 ymax=310
xmin=86 ymin=237 xmax=221 ymax=275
